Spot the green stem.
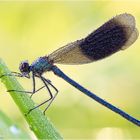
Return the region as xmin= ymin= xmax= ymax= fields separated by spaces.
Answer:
xmin=0 ymin=58 xmax=63 ymax=139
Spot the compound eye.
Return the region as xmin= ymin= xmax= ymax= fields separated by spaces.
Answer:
xmin=19 ymin=61 xmax=30 ymax=73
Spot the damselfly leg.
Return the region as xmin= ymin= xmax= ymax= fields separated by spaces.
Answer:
xmin=1 ymin=71 xmax=58 ymax=115
xmin=27 ymin=75 xmax=58 ymax=115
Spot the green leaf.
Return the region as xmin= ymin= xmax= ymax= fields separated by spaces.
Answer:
xmin=0 ymin=110 xmax=30 ymax=139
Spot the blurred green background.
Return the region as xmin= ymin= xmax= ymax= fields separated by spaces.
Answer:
xmin=0 ymin=1 xmax=140 ymax=139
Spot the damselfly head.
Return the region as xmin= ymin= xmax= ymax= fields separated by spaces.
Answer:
xmin=19 ymin=60 xmax=30 ymax=76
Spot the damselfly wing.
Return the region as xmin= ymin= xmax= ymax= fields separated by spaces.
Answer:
xmin=48 ymin=13 xmax=138 ymax=64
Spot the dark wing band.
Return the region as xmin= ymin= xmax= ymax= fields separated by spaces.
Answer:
xmin=48 ymin=13 xmax=138 ymax=65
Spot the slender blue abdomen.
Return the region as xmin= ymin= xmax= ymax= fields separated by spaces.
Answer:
xmin=51 ymin=65 xmax=140 ymax=126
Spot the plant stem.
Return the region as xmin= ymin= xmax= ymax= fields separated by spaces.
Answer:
xmin=0 ymin=58 xmax=63 ymax=139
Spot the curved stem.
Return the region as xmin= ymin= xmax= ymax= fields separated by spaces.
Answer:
xmin=0 ymin=58 xmax=63 ymax=139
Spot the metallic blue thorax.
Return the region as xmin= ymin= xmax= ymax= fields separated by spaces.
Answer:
xmin=30 ymin=57 xmax=52 ymax=75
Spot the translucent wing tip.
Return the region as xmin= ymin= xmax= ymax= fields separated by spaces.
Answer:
xmin=114 ymin=13 xmax=135 ymax=27
xmin=113 ymin=13 xmax=139 ymax=50
xmin=48 ymin=13 xmax=139 ymax=64
xmin=77 ymin=13 xmax=139 ymax=61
